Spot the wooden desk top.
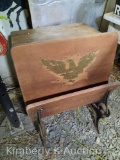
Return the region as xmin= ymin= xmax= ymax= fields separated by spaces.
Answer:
xmin=11 ymin=23 xmax=98 ymax=47
xmin=11 ymin=23 xmax=118 ymax=105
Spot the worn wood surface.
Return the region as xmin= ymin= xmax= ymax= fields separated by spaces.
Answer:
xmin=26 ymin=83 xmax=120 ymax=121
xmin=11 ymin=23 xmax=99 ymax=47
xmin=11 ymin=25 xmax=118 ymax=104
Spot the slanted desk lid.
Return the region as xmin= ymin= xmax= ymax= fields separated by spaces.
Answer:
xmin=11 ymin=23 xmax=118 ymax=104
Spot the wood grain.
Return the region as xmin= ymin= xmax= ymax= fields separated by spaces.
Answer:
xmin=11 ymin=23 xmax=99 ymax=47
xmin=26 ymin=83 xmax=120 ymax=121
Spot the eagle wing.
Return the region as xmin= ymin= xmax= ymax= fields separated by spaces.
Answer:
xmin=77 ymin=51 xmax=96 ymax=73
xmin=40 ymin=58 xmax=66 ymax=74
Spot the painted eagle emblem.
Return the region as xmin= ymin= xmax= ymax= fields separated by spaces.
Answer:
xmin=40 ymin=50 xmax=98 ymax=84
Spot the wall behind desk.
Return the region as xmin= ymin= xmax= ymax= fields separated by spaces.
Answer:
xmin=28 ymin=0 xmax=106 ymax=29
